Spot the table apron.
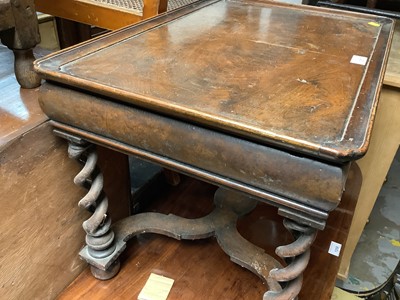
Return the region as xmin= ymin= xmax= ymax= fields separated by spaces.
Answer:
xmin=39 ymin=83 xmax=349 ymax=215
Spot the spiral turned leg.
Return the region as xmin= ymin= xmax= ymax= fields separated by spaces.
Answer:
xmin=264 ymin=219 xmax=317 ymax=300
xmin=68 ymin=141 xmax=120 ymax=280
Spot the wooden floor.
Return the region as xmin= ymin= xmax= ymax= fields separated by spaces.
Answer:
xmin=0 ymin=45 xmax=47 ymax=147
xmin=58 ymin=163 xmax=361 ymax=300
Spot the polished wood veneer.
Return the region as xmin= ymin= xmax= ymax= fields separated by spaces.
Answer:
xmin=35 ymin=0 xmax=393 ymax=161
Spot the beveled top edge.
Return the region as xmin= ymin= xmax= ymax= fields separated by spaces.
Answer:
xmin=34 ymin=0 xmax=395 ymax=162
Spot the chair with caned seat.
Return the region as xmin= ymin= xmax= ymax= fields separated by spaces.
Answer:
xmin=34 ymin=0 xmax=202 ymax=31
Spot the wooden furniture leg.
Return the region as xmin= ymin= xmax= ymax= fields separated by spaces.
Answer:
xmin=66 ymin=137 xmax=122 ymax=280
xmin=0 ymin=0 xmax=41 ymax=88
xmin=264 ymin=219 xmax=317 ymax=299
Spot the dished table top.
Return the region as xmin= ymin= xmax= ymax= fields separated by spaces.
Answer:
xmin=35 ymin=0 xmax=393 ymax=162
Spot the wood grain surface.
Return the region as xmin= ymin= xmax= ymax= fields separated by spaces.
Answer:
xmin=39 ymin=83 xmax=349 ymax=212
xmin=0 ymin=123 xmax=88 ymax=300
xmin=58 ymin=163 xmax=361 ymax=300
xmin=34 ymin=0 xmax=393 ymax=160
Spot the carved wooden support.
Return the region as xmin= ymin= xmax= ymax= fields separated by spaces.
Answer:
xmin=264 ymin=219 xmax=317 ymax=299
xmin=76 ymin=186 xmax=319 ymax=299
xmin=67 ymin=140 xmax=120 ymax=280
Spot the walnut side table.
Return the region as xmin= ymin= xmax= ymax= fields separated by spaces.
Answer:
xmin=34 ymin=1 xmax=393 ymax=298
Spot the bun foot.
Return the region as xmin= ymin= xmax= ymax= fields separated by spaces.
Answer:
xmin=90 ymin=259 xmax=121 ymax=280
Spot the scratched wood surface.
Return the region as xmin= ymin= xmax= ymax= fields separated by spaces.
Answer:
xmin=35 ymin=0 xmax=393 ymax=161
xmin=58 ymin=163 xmax=361 ymax=300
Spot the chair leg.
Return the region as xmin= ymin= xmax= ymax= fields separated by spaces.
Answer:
xmin=8 ymin=0 xmax=41 ymax=88
xmin=13 ymin=48 xmax=41 ymax=88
